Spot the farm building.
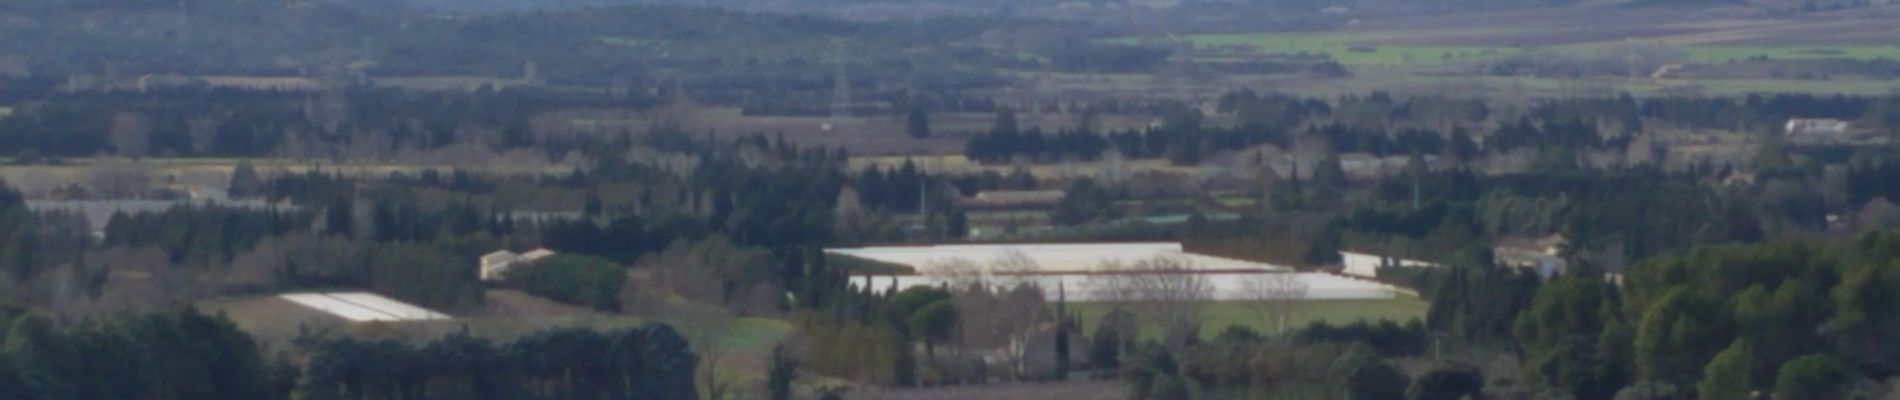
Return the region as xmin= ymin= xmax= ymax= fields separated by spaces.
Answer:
xmin=830 ymin=243 xmax=1403 ymax=300
xmin=479 ymin=248 xmax=557 ymax=282
xmin=278 ymin=292 xmax=452 ymax=322
xmin=1338 ymin=251 xmax=1439 ymax=279
xmin=1493 ymin=234 xmax=1568 ymax=278
xmin=1785 ymin=118 xmax=1849 ymax=136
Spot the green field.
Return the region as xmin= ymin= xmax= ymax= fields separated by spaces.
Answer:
xmin=1142 ymin=29 xmax=1900 ymax=68
xmin=1159 ymin=32 xmax=1524 ymax=67
xmin=1681 ymin=45 xmax=1900 ymax=63
xmin=1064 ymin=294 xmax=1430 ymax=340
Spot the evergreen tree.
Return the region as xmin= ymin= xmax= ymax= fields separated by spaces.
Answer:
xmin=1696 ymin=340 xmax=1755 ymax=400
xmin=906 ymin=103 xmax=931 ymax=138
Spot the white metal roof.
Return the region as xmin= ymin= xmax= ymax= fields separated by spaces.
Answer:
xmin=279 ymin=292 xmax=452 ymax=322
xmin=826 ymin=242 xmax=1290 ymax=275
xmin=850 ymin=272 xmax=1399 ymax=301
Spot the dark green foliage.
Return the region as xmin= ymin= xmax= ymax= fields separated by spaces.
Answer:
xmin=102 ymin=205 xmax=305 ymax=267
xmin=229 ymin=160 xmax=266 ymax=199
xmin=1045 ymin=42 xmax=1170 ymax=73
xmin=367 ymin=242 xmax=486 ymax=311
xmin=1696 ymin=340 xmax=1755 ymax=400
xmin=885 ymin=287 xmax=956 ymax=357
xmin=510 ymin=328 xmax=614 ymax=399
xmin=1123 ymin=343 xmax=1189 ymax=400
xmin=906 ymin=103 xmax=931 ymax=139
xmin=419 ymin=332 xmax=516 ymax=399
xmin=1347 ymin=362 xmax=1409 ymax=400
xmin=1050 ymin=178 xmax=1114 ymax=226
xmin=1425 ymin=254 xmax=1542 ymax=344
xmin=906 ymin=301 xmax=957 ymax=356
xmin=1091 ymin=306 xmax=1138 ymax=370
xmin=767 ymin=343 xmax=796 ymax=400
xmin=1409 ymin=363 xmax=1485 ymax=400
xmin=1311 ymin=152 xmax=1348 ymax=205
xmin=0 ymin=182 xmax=37 ymax=281
xmin=1633 ymin=288 xmax=1727 ymax=386
xmin=303 ymin=323 xmax=696 ymax=400
xmin=0 ymin=307 xmax=277 ymax=400
xmin=1294 ymin=319 xmax=1428 ymax=358
xmin=1515 ymin=273 xmax=1631 ymax=400
xmin=1774 ymin=354 xmax=1850 ymax=400
xmin=506 ymin=254 xmax=625 ymax=311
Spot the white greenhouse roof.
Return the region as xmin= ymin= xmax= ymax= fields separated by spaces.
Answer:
xmin=280 ymin=292 xmax=452 ymax=322
xmin=826 ymin=242 xmax=1291 ymax=275
xmin=850 ymin=272 xmax=1400 ymax=301
xmin=831 ymin=242 xmax=1402 ymax=300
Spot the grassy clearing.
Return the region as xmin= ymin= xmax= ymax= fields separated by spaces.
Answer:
xmin=1148 ymin=31 xmax=1528 ymax=67
xmin=710 ymin=317 xmax=797 ymax=351
xmin=1681 ymin=45 xmax=1900 ymax=63
xmin=1063 ymin=294 xmax=1430 ymax=340
xmin=1147 ymin=27 xmax=1900 ymax=69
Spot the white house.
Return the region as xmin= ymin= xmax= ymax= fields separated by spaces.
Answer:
xmin=479 ymin=250 xmax=519 ymax=282
xmin=479 ymin=248 xmax=559 ymax=282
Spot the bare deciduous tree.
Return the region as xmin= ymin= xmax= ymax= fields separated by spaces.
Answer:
xmin=1088 ymin=254 xmax=1212 ymax=347
xmin=927 ymin=257 xmax=985 ymax=291
xmin=666 ymin=304 xmax=735 ymax=400
xmin=988 ymin=248 xmax=1040 ymax=289
xmin=88 ymin=158 xmax=153 ymax=199
xmin=109 ymin=112 xmax=152 ymax=159
xmin=1241 ymin=271 xmax=1309 ymax=335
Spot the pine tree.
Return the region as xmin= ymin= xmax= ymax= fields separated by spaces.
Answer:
xmin=906 ymin=103 xmax=931 ymax=138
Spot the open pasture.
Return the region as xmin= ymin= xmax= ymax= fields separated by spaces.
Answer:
xmin=1174 ymin=30 xmax=1529 ymax=67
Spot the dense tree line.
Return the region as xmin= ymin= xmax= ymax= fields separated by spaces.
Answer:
xmin=301 ymin=325 xmax=696 ymax=400
xmin=0 ymin=183 xmax=39 ymax=282
xmin=0 ymin=306 xmax=283 ymax=400
xmin=0 ymin=1 xmax=1025 ymax=94
xmin=505 ymin=254 xmax=623 ymax=310
xmin=1 ymin=304 xmax=701 ymax=400
xmin=0 ymin=87 xmax=651 ymax=158
xmin=1125 ymin=228 xmax=1900 ymax=399
xmin=103 ymin=206 xmax=307 ymax=267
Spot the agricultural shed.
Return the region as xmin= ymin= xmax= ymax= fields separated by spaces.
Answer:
xmin=1338 ymin=251 xmax=1439 ymax=279
xmin=279 ymin=292 xmax=451 ymax=322
xmin=831 ymin=242 xmax=1401 ymax=300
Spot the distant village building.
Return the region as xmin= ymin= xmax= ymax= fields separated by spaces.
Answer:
xmin=1785 ymin=118 xmax=1851 ymax=138
xmin=957 ymin=190 xmax=1067 ymax=210
xmin=198 ymin=76 xmax=323 ymax=92
xmin=0 ymin=106 xmax=12 ymax=120
xmin=1338 ymin=251 xmax=1438 ymax=279
xmin=1493 ymin=234 xmax=1568 ymax=279
xmin=479 ymin=248 xmax=557 ymax=282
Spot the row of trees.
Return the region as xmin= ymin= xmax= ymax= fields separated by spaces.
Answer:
xmin=1121 ymin=226 xmax=1900 ymax=400
xmin=0 ymin=304 xmax=704 ymax=400
xmin=302 ymin=325 xmax=697 ymax=400
xmin=0 ymin=306 xmax=284 ymax=400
